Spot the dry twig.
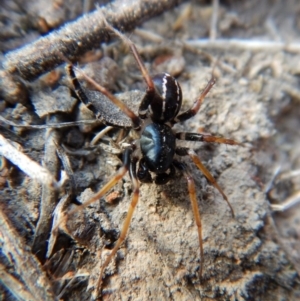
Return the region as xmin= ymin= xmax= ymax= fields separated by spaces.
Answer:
xmin=32 ymin=127 xmax=61 ymax=261
xmin=186 ymin=38 xmax=300 ymax=52
xmin=3 ymin=0 xmax=186 ymax=82
xmin=0 ymin=134 xmax=58 ymax=188
xmin=0 ymin=210 xmax=55 ymax=300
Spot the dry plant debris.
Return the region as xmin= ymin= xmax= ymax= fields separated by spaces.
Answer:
xmin=0 ymin=0 xmax=300 ymax=300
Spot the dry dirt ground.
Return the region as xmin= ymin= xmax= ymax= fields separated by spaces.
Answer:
xmin=1 ymin=0 xmax=300 ymax=300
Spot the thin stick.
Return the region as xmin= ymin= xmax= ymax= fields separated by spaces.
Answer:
xmin=32 ymin=126 xmax=61 ymax=261
xmin=210 ymin=0 xmax=219 ymax=40
xmin=0 ymin=210 xmax=55 ymax=301
xmin=91 ymin=126 xmax=114 ymax=145
xmin=0 ymin=114 xmax=100 ymax=129
xmin=271 ymin=191 xmax=300 ymax=212
xmin=0 ymin=264 xmax=37 ymax=301
xmin=185 ymin=39 xmax=300 ymax=52
xmin=0 ymin=134 xmax=58 ymax=188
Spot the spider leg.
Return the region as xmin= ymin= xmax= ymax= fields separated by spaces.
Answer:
xmin=97 ymin=156 xmax=140 ymax=293
xmin=173 ymin=161 xmax=204 ymax=279
xmin=52 ymin=147 xmax=133 ymax=235
xmin=66 ymin=64 xmax=92 ymax=109
xmin=66 ymin=64 xmax=141 ymax=129
xmin=176 ymin=148 xmax=235 ymax=217
xmin=102 ymin=20 xmax=156 ymax=119
xmin=130 ymin=42 xmax=156 ymax=119
xmin=173 ymin=78 xmax=216 ymax=124
xmin=176 ymin=132 xmax=241 ymax=146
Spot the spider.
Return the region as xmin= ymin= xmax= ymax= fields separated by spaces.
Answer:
xmin=60 ymin=22 xmax=240 ymax=296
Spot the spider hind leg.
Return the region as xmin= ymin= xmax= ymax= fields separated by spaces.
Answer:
xmin=176 ymin=147 xmax=235 ymax=217
xmin=97 ymin=155 xmax=140 ymax=295
xmin=173 ymin=160 xmax=204 ymax=279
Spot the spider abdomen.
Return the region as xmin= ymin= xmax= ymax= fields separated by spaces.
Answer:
xmin=150 ymin=73 xmax=182 ymax=123
xmin=140 ymin=123 xmax=176 ymax=173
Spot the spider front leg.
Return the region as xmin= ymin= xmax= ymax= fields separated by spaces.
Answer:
xmin=97 ymin=156 xmax=140 ymax=294
xmin=52 ymin=147 xmax=135 ymax=236
xmin=102 ymin=20 xmax=156 ymax=119
xmin=173 ymin=161 xmax=204 ymax=279
xmin=176 ymin=132 xmax=241 ymax=146
xmin=128 ymin=42 xmax=157 ymax=119
xmin=176 ymin=148 xmax=235 ymax=217
xmin=66 ymin=64 xmax=141 ymax=129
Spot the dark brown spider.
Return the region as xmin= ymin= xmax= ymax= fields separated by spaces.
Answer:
xmin=58 ymin=21 xmax=240 ymax=297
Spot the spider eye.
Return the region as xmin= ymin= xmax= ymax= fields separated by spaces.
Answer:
xmin=150 ymin=73 xmax=182 ymax=123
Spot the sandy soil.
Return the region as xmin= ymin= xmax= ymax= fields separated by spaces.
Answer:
xmin=0 ymin=0 xmax=300 ymax=300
